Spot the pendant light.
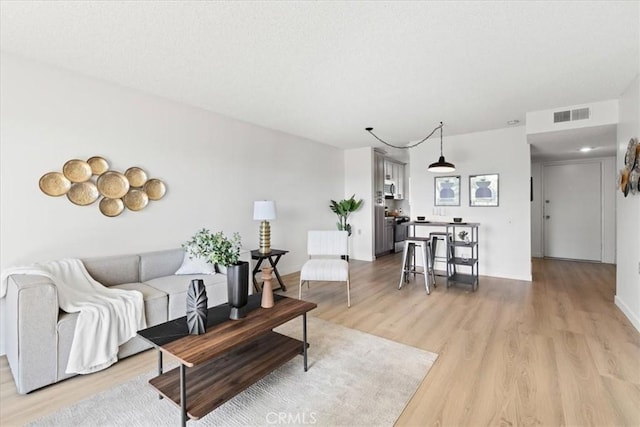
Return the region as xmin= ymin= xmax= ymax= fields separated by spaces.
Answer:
xmin=427 ymin=123 xmax=455 ymax=173
xmin=365 ymin=121 xmax=455 ymax=172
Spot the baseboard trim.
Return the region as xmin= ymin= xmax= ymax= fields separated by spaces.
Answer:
xmin=615 ymin=295 xmax=640 ymax=333
xmin=484 ymin=273 xmax=532 ymax=282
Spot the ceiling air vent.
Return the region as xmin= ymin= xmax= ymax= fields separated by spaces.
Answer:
xmin=571 ymin=107 xmax=590 ymax=121
xmin=553 ymin=110 xmax=571 ymax=123
xmin=553 ymin=107 xmax=590 ymax=123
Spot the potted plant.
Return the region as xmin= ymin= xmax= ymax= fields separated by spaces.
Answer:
xmin=329 ymin=194 xmax=364 ymax=236
xmin=458 ymin=230 xmax=469 ymax=244
xmin=183 ymin=228 xmax=249 ymax=320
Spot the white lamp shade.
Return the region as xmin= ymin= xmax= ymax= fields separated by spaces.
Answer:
xmin=253 ymin=200 xmax=277 ymax=220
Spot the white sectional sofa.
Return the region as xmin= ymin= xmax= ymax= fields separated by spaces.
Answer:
xmin=4 ymin=248 xmax=246 ymax=394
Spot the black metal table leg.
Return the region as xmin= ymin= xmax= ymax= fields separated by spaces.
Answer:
xmin=180 ymin=364 xmax=187 ymax=426
xmin=158 ymin=351 xmax=163 ymax=400
xmin=268 ymin=254 xmax=287 ymax=291
xmin=251 ymin=258 xmax=265 ymax=292
xmin=303 ymin=313 xmax=308 ymax=372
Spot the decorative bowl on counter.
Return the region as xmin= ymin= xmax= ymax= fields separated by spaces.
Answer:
xmin=453 ymin=217 xmax=463 ymax=223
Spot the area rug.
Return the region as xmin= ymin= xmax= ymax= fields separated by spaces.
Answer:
xmin=29 ymin=317 xmax=437 ymax=427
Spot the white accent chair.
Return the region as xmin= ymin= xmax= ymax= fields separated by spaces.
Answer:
xmin=299 ymin=230 xmax=351 ymax=307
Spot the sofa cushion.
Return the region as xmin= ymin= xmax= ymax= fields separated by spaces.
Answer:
xmin=118 ymin=336 xmax=152 ymax=359
xmin=56 ymin=282 xmax=165 ymax=380
xmin=300 ymin=259 xmax=349 ymax=281
xmin=145 ymin=274 xmax=228 ymax=320
xmin=57 ymin=311 xmax=77 ymax=382
xmin=82 ymin=254 xmax=140 ymax=287
xmin=175 ymin=253 xmax=216 ymax=275
xmin=139 ymin=248 xmax=184 ymax=282
xmin=111 ymin=282 xmax=168 ymax=327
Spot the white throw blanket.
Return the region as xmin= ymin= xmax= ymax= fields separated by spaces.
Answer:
xmin=1 ymin=259 xmax=146 ymax=374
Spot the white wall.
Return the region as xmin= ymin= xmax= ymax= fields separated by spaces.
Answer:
xmin=0 ymin=53 xmax=344 ymax=352
xmin=344 ymin=147 xmax=374 ymax=261
xmin=530 ymin=162 xmax=543 ymax=257
xmin=615 ymin=74 xmax=640 ymax=332
xmin=602 ymin=157 xmax=617 ymax=264
xmin=410 ymin=126 xmax=532 ymax=281
xmin=531 ymin=157 xmax=616 ymax=263
xmin=526 ymin=99 xmax=619 ymax=135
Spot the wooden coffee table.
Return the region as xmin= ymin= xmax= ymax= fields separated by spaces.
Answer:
xmin=138 ymin=294 xmax=317 ymax=426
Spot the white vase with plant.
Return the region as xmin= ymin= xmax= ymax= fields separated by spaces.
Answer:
xmin=183 ymin=228 xmax=249 ymax=320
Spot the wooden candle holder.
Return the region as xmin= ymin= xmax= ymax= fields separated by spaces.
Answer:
xmin=261 ymin=266 xmax=274 ymax=308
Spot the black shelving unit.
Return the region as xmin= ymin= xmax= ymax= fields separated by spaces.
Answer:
xmin=447 ymin=223 xmax=479 ymax=291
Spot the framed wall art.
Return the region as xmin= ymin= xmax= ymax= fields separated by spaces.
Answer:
xmin=470 ymin=173 xmax=499 ymax=206
xmin=434 ymin=175 xmax=460 ymax=206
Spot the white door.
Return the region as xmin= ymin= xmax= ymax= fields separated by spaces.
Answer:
xmin=543 ymin=162 xmax=602 ymax=261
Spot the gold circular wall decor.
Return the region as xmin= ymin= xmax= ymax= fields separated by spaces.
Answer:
xmin=124 ymin=167 xmax=148 ymax=187
xmin=143 ymin=178 xmax=166 ymax=200
xmin=67 ymin=182 xmax=99 ymax=206
xmin=97 ymin=171 xmax=130 ymax=199
xmin=99 ymin=197 xmax=124 ymax=217
xmin=625 ymin=138 xmax=638 ymax=170
xmin=87 ymin=156 xmax=110 ymax=175
xmin=39 ymin=172 xmax=71 ymax=196
xmin=123 ymin=189 xmax=149 ymax=211
xmin=62 ymin=159 xmax=92 ymax=183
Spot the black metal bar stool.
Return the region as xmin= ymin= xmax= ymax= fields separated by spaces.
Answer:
xmin=398 ymin=237 xmax=436 ymax=294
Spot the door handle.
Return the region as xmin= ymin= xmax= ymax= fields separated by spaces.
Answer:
xmin=545 ymin=215 xmax=550 ymax=219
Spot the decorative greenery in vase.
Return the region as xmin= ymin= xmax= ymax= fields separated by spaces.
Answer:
xmin=183 ymin=228 xmax=242 ymax=267
xmin=330 ymin=194 xmax=364 ymax=236
xmin=458 ymin=230 xmax=469 ymax=243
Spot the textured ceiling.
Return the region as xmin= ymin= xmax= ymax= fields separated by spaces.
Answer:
xmin=1 ymin=1 xmax=638 ymax=150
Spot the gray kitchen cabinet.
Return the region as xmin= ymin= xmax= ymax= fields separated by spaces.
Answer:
xmin=384 ymin=218 xmax=395 ymax=252
xmin=382 ymin=159 xmax=406 ymax=200
xmin=374 ymin=152 xmax=386 ymax=256
xmin=374 ymin=151 xmax=407 ymax=256
xmin=393 ymin=162 xmax=405 ymax=200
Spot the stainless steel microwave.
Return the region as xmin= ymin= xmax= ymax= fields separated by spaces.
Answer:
xmin=384 ymin=181 xmax=395 ymax=197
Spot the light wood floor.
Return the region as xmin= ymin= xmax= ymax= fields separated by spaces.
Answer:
xmin=1 ymin=255 xmax=638 ymax=426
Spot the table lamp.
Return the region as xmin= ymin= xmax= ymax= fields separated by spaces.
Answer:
xmin=253 ymin=200 xmax=276 ymax=253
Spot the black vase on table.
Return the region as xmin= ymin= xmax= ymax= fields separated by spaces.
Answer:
xmin=227 ymin=261 xmax=250 ymax=320
xmin=186 ymin=279 xmax=208 ymax=335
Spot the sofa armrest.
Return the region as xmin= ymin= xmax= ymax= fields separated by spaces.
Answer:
xmin=5 ymin=274 xmax=59 ymax=394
